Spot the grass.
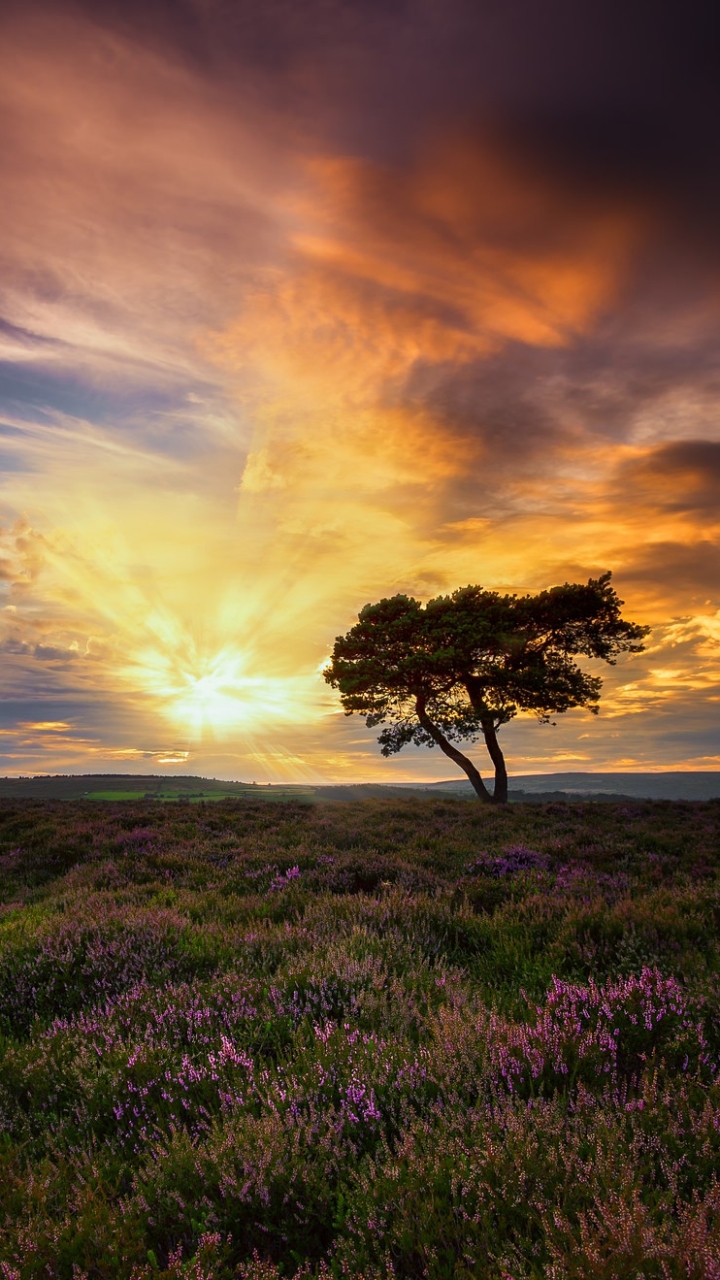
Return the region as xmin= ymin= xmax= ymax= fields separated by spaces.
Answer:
xmin=0 ymin=794 xmax=719 ymax=1278
xmin=86 ymin=791 xmax=150 ymax=801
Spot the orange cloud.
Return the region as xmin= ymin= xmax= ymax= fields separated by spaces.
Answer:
xmin=202 ymin=137 xmax=640 ymax=597
xmin=211 ymin=137 xmax=637 ymax=398
xmin=297 ymin=141 xmax=635 ymax=346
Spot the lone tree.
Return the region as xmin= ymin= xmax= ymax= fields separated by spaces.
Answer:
xmin=324 ymin=573 xmax=649 ymax=803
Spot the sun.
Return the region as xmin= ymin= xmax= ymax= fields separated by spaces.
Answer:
xmin=171 ymin=655 xmax=253 ymax=733
xmin=119 ymin=634 xmax=325 ymax=741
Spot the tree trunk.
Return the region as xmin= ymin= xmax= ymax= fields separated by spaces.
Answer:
xmin=415 ymin=699 xmax=492 ymax=802
xmin=481 ymin=717 xmax=508 ymax=804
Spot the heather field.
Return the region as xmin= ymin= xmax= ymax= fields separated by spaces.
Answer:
xmin=0 ymin=797 xmax=719 ymax=1278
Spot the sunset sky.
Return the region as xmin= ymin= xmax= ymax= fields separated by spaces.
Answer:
xmin=1 ymin=0 xmax=719 ymax=783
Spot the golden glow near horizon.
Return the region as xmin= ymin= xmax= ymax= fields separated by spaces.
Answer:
xmin=1 ymin=8 xmax=719 ymax=780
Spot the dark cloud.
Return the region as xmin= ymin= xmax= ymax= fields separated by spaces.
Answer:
xmin=619 ymin=539 xmax=720 ymax=603
xmin=5 ymin=0 xmax=719 ymax=186
xmin=403 ymin=344 xmax=565 ymax=465
xmin=0 ymin=316 xmax=58 ymax=350
xmin=33 ymin=644 xmax=78 ymax=662
xmin=618 ymin=442 xmax=720 ymax=515
xmin=402 ymin=272 xmax=720 ymax=470
xmin=0 ymin=636 xmax=32 ymax=653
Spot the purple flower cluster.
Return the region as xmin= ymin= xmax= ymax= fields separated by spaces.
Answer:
xmin=269 ymin=866 xmax=301 ymax=892
xmin=19 ymin=973 xmax=421 ymax=1158
xmin=0 ymin=901 xmax=195 ymax=1031
xmin=470 ymin=844 xmax=550 ymax=877
xmin=484 ymin=967 xmax=710 ymax=1094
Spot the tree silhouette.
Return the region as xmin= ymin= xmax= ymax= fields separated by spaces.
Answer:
xmin=324 ymin=573 xmax=648 ymax=802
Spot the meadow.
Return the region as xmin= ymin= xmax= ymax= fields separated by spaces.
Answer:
xmin=0 ymin=795 xmax=719 ymax=1279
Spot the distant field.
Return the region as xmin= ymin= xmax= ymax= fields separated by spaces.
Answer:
xmin=85 ymin=790 xmax=150 ymax=800
xmin=0 ymin=793 xmax=719 ymax=1276
xmin=0 ymin=775 xmax=342 ymax=804
xmin=0 ymin=774 xmax=276 ymax=802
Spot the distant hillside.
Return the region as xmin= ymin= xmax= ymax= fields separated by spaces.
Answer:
xmin=0 ymin=771 xmax=719 ymax=802
xmin=413 ymin=771 xmax=720 ymax=801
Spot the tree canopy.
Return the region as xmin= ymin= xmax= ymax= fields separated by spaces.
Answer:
xmin=324 ymin=573 xmax=649 ymax=802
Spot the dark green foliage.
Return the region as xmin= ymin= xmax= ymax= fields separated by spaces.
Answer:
xmin=325 ymin=574 xmax=648 ymax=802
xmin=0 ymin=796 xmax=719 ymax=1277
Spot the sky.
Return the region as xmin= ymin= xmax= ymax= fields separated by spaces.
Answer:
xmin=1 ymin=0 xmax=719 ymax=783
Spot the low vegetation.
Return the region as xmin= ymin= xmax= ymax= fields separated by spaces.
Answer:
xmin=0 ymin=796 xmax=719 ymax=1278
